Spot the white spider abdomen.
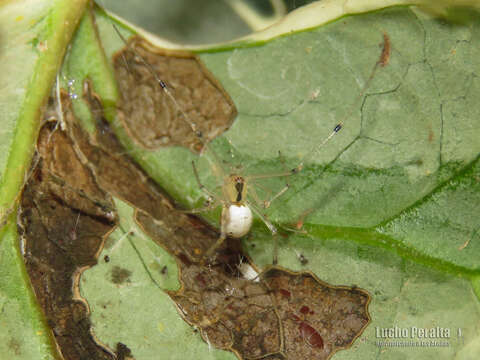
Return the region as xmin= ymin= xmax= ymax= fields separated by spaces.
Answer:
xmin=224 ymin=205 xmax=253 ymax=238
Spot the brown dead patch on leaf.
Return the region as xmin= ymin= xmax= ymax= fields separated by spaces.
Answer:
xmin=263 ymin=268 xmax=370 ymax=359
xmin=19 ymin=122 xmax=120 ymax=360
xmin=114 ymin=36 xmax=237 ymax=152
xmin=169 ymin=262 xmax=282 ymax=359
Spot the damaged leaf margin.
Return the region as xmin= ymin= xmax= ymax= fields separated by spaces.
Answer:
xmin=102 ymin=0 xmax=473 ymax=50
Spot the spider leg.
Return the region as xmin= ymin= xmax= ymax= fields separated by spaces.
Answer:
xmin=246 ymin=200 xmax=279 ymax=265
xmin=203 ymin=205 xmax=229 ymax=260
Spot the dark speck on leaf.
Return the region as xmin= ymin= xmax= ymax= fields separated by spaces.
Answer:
xmin=111 ymin=266 xmax=132 ymax=284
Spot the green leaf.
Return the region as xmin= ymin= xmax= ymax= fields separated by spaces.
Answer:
xmin=3 ymin=0 xmax=480 ymax=359
xmin=0 ymin=0 xmax=88 ymax=358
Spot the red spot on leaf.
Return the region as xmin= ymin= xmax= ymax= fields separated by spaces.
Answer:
xmin=299 ymin=322 xmax=324 ymax=349
xmin=299 ymin=305 xmax=310 ymax=315
xmin=279 ymin=289 xmax=291 ymax=298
